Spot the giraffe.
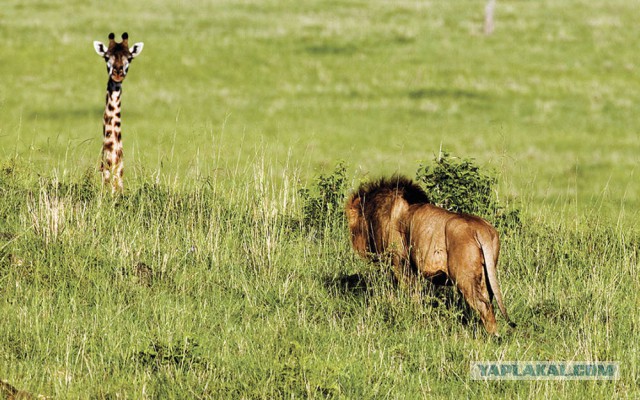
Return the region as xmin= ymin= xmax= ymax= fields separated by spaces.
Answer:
xmin=93 ymin=32 xmax=143 ymax=192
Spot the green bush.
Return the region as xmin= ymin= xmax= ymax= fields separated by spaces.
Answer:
xmin=415 ymin=152 xmax=520 ymax=230
xmin=299 ymin=162 xmax=348 ymax=233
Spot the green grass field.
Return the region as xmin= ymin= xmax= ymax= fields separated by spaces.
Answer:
xmin=1 ymin=0 xmax=639 ymax=398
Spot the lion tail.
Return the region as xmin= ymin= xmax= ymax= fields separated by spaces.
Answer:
xmin=478 ymin=231 xmax=516 ymax=328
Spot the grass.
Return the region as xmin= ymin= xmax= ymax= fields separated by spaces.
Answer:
xmin=0 ymin=0 xmax=639 ymax=398
xmin=1 ymin=159 xmax=638 ymax=398
xmin=2 ymin=0 xmax=639 ymax=224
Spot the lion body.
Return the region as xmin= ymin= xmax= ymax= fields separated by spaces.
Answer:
xmin=346 ymin=175 xmax=514 ymax=335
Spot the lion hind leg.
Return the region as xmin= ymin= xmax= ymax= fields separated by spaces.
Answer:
xmin=455 ymin=271 xmax=498 ymax=335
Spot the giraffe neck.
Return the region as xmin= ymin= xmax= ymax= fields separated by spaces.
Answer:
xmin=102 ymin=78 xmax=124 ymax=191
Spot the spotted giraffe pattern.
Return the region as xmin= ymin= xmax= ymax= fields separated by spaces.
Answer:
xmin=93 ymin=32 xmax=143 ymax=192
xmin=102 ymin=80 xmax=124 ymax=190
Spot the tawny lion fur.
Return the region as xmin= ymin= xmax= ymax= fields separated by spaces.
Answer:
xmin=346 ymin=175 xmax=515 ymax=335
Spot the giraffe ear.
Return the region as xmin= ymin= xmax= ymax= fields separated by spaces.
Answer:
xmin=129 ymin=42 xmax=144 ymax=58
xmin=94 ymin=41 xmax=108 ymax=57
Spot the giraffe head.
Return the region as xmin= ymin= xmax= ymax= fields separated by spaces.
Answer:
xmin=93 ymin=32 xmax=143 ymax=83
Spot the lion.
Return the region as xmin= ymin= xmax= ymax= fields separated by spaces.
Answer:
xmin=346 ymin=175 xmax=515 ymax=335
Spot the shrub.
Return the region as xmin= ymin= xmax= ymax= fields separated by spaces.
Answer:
xmin=415 ymin=151 xmax=520 ymax=230
xmin=299 ymin=162 xmax=348 ymax=233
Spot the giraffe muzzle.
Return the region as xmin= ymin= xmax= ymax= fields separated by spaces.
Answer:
xmin=110 ymin=66 xmax=127 ymax=82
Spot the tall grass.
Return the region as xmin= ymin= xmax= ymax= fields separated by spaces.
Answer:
xmin=1 ymin=0 xmax=639 ymax=226
xmin=0 ymin=157 xmax=637 ymax=398
xmin=1 ymin=0 xmax=639 ymax=397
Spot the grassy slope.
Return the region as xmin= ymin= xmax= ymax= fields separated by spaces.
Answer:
xmin=1 ymin=0 xmax=638 ymax=224
xmin=0 ymin=0 xmax=639 ymax=398
xmin=0 ymin=164 xmax=637 ymax=398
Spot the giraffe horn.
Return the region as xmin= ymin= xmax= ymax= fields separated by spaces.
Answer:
xmin=121 ymin=32 xmax=129 ymax=46
xmin=108 ymin=32 xmax=115 ymax=48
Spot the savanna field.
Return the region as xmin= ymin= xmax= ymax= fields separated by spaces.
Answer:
xmin=0 ymin=0 xmax=639 ymax=398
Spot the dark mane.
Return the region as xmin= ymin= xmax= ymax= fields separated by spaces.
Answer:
xmin=351 ymin=175 xmax=429 ymax=205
